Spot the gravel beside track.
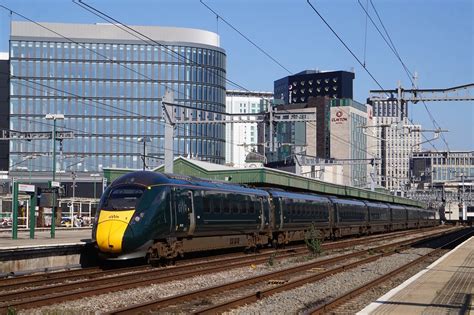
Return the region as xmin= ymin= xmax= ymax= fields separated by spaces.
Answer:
xmin=227 ymin=247 xmax=434 ymax=315
xmin=23 ymin=251 xmax=343 ymax=314
xmin=15 ymin=228 xmax=454 ymax=314
xmin=330 ymin=249 xmax=448 ymax=314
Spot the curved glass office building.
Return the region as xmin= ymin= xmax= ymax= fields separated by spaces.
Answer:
xmin=9 ymin=21 xmax=226 ymax=172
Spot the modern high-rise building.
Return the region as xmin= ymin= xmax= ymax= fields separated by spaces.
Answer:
xmin=267 ymin=97 xmax=374 ymax=187
xmin=329 ymin=99 xmax=375 ymax=187
xmin=9 ymin=21 xmax=226 ymax=172
xmin=370 ymin=98 xmax=421 ymax=191
xmin=225 ymin=90 xmax=273 ymax=167
xmin=274 ymin=70 xmax=355 ymax=105
xmin=0 ymin=52 xmax=9 ymax=171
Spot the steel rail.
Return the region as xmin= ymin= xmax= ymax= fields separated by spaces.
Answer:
xmin=0 ymin=227 xmax=437 ymax=293
xmin=192 ymin=228 xmax=469 ymax=315
xmin=108 ymin=229 xmax=456 ymax=314
xmin=306 ymin=230 xmax=474 ymax=314
xmin=0 ymin=227 xmax=448 ymax=312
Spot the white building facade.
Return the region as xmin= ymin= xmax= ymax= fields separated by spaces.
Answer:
xmin=329 ymin=99 xmax=375 ymax=187
xmin=225 ymin=90 xmax=273 ymax=167
xmin=371 ymin=99 xmax=421 ymax=192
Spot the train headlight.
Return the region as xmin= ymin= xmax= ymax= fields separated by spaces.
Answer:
xmin=132 ymin=212 xmax=145 ymax=224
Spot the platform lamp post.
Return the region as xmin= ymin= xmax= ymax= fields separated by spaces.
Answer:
xmin=45 ymin=113 xmax=64 ymax=238
xmin=138 ymin=136 xmax=152 ymax=171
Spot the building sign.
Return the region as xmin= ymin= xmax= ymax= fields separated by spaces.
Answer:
xmin=18 ymin=184 xmax=35 ymax=193
xmin=50 ymin=181 xmax=61 ymax=188
xmin=331 ymin=110 xmax=348 ymax=124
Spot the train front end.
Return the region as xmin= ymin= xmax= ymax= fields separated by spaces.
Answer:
xmin=92 ymin=172 xmax=168 ymax=260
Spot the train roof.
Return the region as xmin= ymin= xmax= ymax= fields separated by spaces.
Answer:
xmin=266 ymin=189 xmax=331 ymax=202
xmin=111 ymin=171 xmax=269 ymax=196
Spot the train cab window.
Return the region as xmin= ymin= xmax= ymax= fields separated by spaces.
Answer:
xmin=102 ymin=186 xmax=145 ymax=210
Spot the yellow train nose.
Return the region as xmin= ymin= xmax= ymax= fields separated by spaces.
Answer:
xmin=95 ymin=210 xmax=135 ymax=253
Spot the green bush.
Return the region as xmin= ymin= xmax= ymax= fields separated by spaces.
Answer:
xmin=305 ymin=223 xmax=323 ymax=256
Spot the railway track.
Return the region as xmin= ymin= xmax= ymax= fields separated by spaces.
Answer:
xmin=305 ymin=228 xmax=473 ymax=314
xmin=0 ymin=226 xmax=454 ymax=313
xmin=189 ymin=228 xmax=472 ymax=315
xmin=105 ymin=228 xmax=463 ymax=314
xmin=0 ymin=226 xmax=437 ymax=291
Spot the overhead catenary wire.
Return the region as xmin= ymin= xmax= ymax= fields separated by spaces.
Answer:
xmin=0 ymin=6 xmax=249 ymax=164
xmin=73 ymin=0 xmax=249 ymax=93
xmin=195 ymin=1 xmax=403 ymax=184
xmin=72 ymin=0 xmax=384 ymax=168
xmin=307 ymin=0 xmax=440 ymax=153
xmin=195 ymin=1 xmax=382 ymax=168
xmin=199 ymin=0 xmax=293 ymax=74
xmin=358 ymin=0 xmax=449 ymax=152
xmin=362 ymin=0 xmax=369 ymax=67
xmin=5 ymin=1 xmax=418 ymax=188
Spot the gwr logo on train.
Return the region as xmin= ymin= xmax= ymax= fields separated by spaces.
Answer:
xmin=177 ymin=200 xmax=188 ymax=214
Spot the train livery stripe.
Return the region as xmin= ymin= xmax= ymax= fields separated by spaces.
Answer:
xmin=96 ymin=210 xmax=135 ymax=253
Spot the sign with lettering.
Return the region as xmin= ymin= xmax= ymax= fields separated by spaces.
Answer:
xmin=18 ymin=184 xmax=35 ymax=193
xmin=331 ymin=110 xmax=348 ymax=124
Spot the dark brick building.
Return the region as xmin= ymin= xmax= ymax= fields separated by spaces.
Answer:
xmin=274 ymin=70 xmax=355 ymax=105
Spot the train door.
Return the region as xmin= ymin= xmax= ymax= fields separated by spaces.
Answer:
xmin=171 ymin=187 xmax=195 ymax=235
xmin=276 ymin=197 xmax=283 ymax=230
xmin=258 ymin=196 xmax=265 ymax=231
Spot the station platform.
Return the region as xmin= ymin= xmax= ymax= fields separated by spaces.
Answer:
xmin=360 ymin=236 xmax=474 ymax=314
xmin=0 ymin=228 xmax=94 ymax=274
xmin=0 ymin=228 xmax=92 ymax=249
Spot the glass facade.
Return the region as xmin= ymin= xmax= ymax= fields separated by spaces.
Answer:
xmin=9 ymin=36 xmax=226 ymax=172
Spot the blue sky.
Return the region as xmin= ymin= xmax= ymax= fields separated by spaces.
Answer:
xmin=0 ymin=0 xmax=472 ymax=151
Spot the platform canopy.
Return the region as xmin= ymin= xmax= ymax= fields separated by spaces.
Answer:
xmin=103 ymin=157 xmax=426 ymax=208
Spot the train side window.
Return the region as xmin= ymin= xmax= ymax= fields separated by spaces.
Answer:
xmin=209 ymin=196 xmax=215 ymax=213
xmin=213 ymin=197 xmax=221 ymax=214
xmin=203 ymin=194 xmax=211 ymax=214
xmin=241 ymin=196 xmax=249 ymax=214
xmin=223 ymin=196 xmax=230 ymax=214
xmin=202 ymin=191 xmax=211 ymax=213
xmin=249 ymin=198 xmax=256 ymax=214
xmin=231 ymin=196 xmax=239 ymax=214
